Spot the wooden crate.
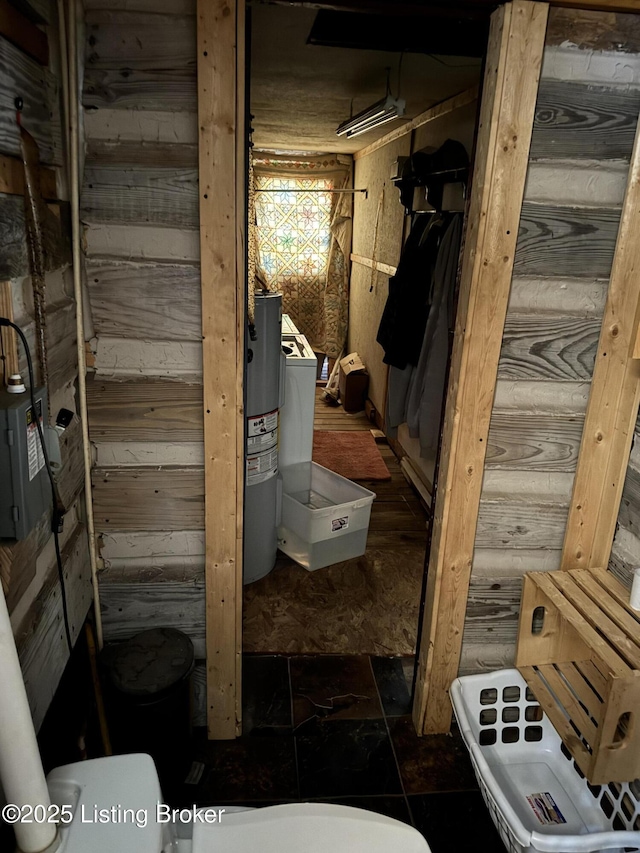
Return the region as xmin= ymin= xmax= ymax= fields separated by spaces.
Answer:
xmin=515 ymin=567 xmax=640 ymax=784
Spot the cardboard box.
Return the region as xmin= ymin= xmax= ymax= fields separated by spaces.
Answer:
xmin=339 ymin=352 xmax=369 ymax=413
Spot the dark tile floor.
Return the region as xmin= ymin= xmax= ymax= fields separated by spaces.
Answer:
xmin=165 ymin=654 xmax=505 ymax=852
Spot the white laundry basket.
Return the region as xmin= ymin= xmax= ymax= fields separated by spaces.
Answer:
xmin=450 ymin=669 xmax=640 ymax=853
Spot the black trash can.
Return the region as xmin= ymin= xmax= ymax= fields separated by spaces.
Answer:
xmin=101 ymin=627 xmax=194 ymax=787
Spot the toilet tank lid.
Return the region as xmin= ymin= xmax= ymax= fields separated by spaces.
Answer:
xmin=192 ymin=802 xmax=430 ymax=853
xmin=47 ymin=754 xmax=164 ymax=853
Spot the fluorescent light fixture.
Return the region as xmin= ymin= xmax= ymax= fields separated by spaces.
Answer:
xmin=336 ymin=94 xmax=406 ymax=139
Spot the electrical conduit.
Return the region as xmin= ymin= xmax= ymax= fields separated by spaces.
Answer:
xmin=65 ymin=0 xmax=103 ymax=648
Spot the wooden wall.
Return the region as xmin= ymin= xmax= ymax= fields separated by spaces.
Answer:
xmin=81 ymin=1 xmax=207 ymax=676
xmin=0 ymin=0 xmax=92 ymax=731
xmin=349 ymin=96 xmax=479 ymax=487
xmin=350 ymin=137 xmax=410 ymax=415
xmin=462 ymin=7 xmax=640 ymax=676
xmin=609 ymin=413 xmax=640 ymax=590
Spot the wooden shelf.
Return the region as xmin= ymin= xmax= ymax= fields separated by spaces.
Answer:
xmin=516 ymin=567 xmax=640 ymax=784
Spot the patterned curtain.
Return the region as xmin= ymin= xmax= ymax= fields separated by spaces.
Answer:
xmin=253 ymin=153 xmax=352 ymax=358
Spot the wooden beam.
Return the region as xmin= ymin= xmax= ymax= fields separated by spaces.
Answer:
xmin=412 ymin=0 xmax=548 ymax=735
xmin=197 ymin=0 xmax=244 ymax=739
xmin=350 ymin=253 xmax=397 ymax=277
xmin=0 ymin=0 xmax=48 ymax=64
xmin=0 ymin=153 xmax=56 ymax=199
xmin=354 ymin=87 xmax=478 ymax=161
xmin=261 ymin=0 xmax=640 ymax=15
xmin=561 ymin=112 xmax=640 ymax=572
xmin=0 ymin=280 xmax=19 ymax=380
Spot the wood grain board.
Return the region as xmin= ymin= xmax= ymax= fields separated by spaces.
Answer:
xmin=92 ymin=467 xmax=205 ymax=530
xmin=16 ymin=523 xmax=92 ymax=731
xmin=0 ymin=511 xmax=51 ymax=613
xmin=562 ymin=109 xmax=640 ymax=571
xmin=86 ymin=259 xmax=202 ymax=340
xmin=530 ymin=79 xmax=640 ymax=161
xmin=0 ymin=193 xmax=70 ymax=280
xmin=100 ymin=576 xmax=205 ymax=657
xmin=545 ymin=7 xmax=640 ymax=52
xmin=413 ymin=0 xmax=549 ymax=735
xmin=84 ymin=10 xmax=197 ymax=110
xmin=0 ymin=35 xmax=61 ymax=165
xmin=197 ymin=0 xmax=244 ymax=738
xmin=498 ymin=313 xmax=601 ymax=381
xmin=86 ymin=139 xmax=198 ymax=167
xmin=514 ymin=202 xmax=621 ymax=278
xmin=0 ymin=153 xmax=56 ymax=198
xmin=486 ymin=412 xmax=584 ymax=471
xmin=55 ymin=418 xmax=86 ymax=510
xmin=476 ymin=497 xmax=569 ymax=549
xmin=82 ymin=166 xmax=198 ymax=227
xmin=0 ymin=0 xmax=48 ymax=64
xmin=87 ymin=379 xmax=203 ymax=440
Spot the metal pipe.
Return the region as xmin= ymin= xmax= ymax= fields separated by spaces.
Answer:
xmin=66 ymin=0 xmax=103 ymax=648
xmin=254 ymin=188 xmax=367 ymax=194
xmin=0 ymin=588 xmax=57 ymax=853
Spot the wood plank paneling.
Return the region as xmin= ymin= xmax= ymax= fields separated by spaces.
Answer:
xmin=414 ymin=0 xmax=549 ymax=735
xmin=100 ymin=577 xmax=205 ymax=656
xmin=524 ymin=162 xmax=628 ymax=209
xmin=55 ymin=418 xmax=86 ymax=510
xmin=84 ymin=108 xmax=198 ymax=146
xmin=86 ymin=259 xmax=201 ymax=340
xmin=84 ymin=222 xmax=200 ymax=263
xmin=486 ymin=412 xmax=584 ymax=471
xmin=514 ymin=202 xmax=621 ymax=278
xmin=0 ymin=153 xmax=56 ymax=198
xmin=0 ymin=35 xmax=61 ymax=165
xmin=462 ymin=576 xmax=521 ymax=647
xmin=84 ymin=11 xmax=196 ymax=110
xmin=530 ymin=79 xmax=640 ymax=161
xmin=87 ymin=379 xmax=203 ymax=441
xmin=498 ymin=314 xmax=601 ymax=381
xmin=0 ymin=511 xmax=50 ymax=613
xmin=545 ymin=7 xmax=640 ymax=52
xmin=86 ymin=140 xmax=198 ymax=167
xmin=0 ymin=193 xmax=70 ymax=280
xmin=562 ymin=111 xmax=640 ymax=571
xmin=197 ymin=0 xmax=244 ymax=738
xmin=476 ymin=498 xmax=569 ymax=549
xmin=93 ymin=336 xmax=202 ymax=379
xmin=508 ymin=276 xmax=608 ymax=317
xmin=92 ymin=467 xmax=204 ymax=530
xmin=82 ymin=166 xmax=199 ymax=227
xmin=0 ymin=0 xmax=48 ymax=64
xmin=16 ymin=524 xmax=92 ymax=731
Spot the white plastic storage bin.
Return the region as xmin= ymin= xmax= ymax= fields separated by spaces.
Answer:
xmin=450 ymin=669 xmax=640 ymax=853
xmin=278 ymin=462 xmax=375 ymax=571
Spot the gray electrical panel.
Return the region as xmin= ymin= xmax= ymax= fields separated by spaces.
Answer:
xmin=0 ymin=387 xmax=49 ymax=540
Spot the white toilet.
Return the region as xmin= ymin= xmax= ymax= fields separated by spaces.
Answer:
xmin=46 ymin=753 xmax=431 ymax=853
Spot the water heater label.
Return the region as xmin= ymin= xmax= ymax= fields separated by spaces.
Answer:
xmin=26 ymin=400 xmax=45 ymax=481
xmin=246 ymin=445 xmax=278 ymax=485
xmin=247 ymin=409 xmax=278 ymax=454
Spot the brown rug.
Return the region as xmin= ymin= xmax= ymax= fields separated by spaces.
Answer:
xmin=312 ymin=430 xmax=391 ymax=481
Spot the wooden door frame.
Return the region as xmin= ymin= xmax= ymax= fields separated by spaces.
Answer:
xmin=411 ymin=0 xmax=549 ymax=735
xmin=197 ymin=0 xmax=246 ymax=739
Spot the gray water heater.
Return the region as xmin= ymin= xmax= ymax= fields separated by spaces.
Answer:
xmin=244 ymin=292 xmax=285 ymax=584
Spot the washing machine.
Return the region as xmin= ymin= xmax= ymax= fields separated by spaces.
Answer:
xmin=280 ymin=321 xmax=317 ymax=469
